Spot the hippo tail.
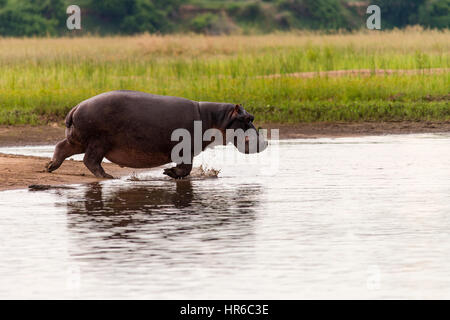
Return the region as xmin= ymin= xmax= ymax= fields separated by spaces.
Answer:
xmin=65 ymin=105 xmax=79 ymax=128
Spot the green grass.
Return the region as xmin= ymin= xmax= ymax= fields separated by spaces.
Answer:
xmin=0 ymin=31 xmax=448 ymax=125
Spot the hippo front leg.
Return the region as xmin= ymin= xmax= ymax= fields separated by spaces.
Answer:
xmin=163 ymin=163 xmax=193 ymax=179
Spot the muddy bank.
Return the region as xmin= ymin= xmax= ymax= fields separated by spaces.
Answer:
xmin=1 ymin=122 xmax=450 ymax=147
xmin=262 ymin=121 xmax=450 ymax=139
xmin=0 ymin=124 xmax=65 ymax=147
xmin=0 ymin=153 xmax=148 ymax=191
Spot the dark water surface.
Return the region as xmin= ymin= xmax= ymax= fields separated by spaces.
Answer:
xmin=1 ymin=134 xmax=449 ymax=299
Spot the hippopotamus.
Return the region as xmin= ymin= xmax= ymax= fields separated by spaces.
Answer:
xmin=46 ymin=90 xmax=267 ymax=179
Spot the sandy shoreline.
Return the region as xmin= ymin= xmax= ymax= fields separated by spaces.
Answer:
xmin=1 ymin=122 xmax=449 ymax=191
xmin=0 ymin=153 xmax=150 ymax=191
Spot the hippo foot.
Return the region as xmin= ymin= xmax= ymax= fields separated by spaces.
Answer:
xmin=46 ymin=161 xmax=57 ymax=173
xmin=163 ymin=167 xmax=190 ymax=180
xmin=100 ymin=173 xmax=115 ymax=179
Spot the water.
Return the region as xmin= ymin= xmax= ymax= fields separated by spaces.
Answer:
xmin=1 ymin=133 xmax=449 ymax=299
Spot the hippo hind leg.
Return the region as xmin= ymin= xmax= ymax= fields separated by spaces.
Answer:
xmin=163 ymin=163 xmax=193 ymax=179
xmin=83 ymin=140 xmax=114 ymax=179
xmin=46 ymin=139 xmax=84 ymax=173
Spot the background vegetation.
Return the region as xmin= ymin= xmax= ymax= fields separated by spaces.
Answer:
xmin=0 ymin=30 xmax=448 ymax=125
xmin=0 ymin=0 xmax=448 ymax=36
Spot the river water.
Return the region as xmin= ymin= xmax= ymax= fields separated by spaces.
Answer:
xmin=0 ymin=133 xmax=449 ymax=299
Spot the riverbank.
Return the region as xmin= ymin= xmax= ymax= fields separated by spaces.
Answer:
xmin=0 ymin=153 xmax=146 ymax=191
xmin=1 ymin=122 xmax=450 ymax=147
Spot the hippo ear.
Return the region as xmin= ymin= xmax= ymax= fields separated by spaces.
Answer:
xmin=232 ymin=104 xmax=241 ymax=116
xmin=219 ymin=104 xmax=240 ymax=129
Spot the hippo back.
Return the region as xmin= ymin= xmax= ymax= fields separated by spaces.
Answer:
xmin=69 ymin=90 xmax=200 ymax=154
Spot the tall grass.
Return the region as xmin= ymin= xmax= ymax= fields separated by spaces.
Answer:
xmin=0 ymin=28 xmax=448 ymax=124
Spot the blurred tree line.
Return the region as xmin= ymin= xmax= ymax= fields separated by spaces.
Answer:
xmin=0 ymin=0 xmax=448 ymax=36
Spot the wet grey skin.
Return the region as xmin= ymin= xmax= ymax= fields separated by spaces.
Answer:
xmin=46 ymin=90 xmax=268 ymax=179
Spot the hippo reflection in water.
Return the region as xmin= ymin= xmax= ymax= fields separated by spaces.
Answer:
xmin=46 ymin=91 xmax=268 ymax=179
xmin=65 ymin=181 xmax=261 ymax=242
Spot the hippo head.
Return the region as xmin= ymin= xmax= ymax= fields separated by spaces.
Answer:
xmin=225 ymin=105 xmax=268 ymax=154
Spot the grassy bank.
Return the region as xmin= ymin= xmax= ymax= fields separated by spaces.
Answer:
xmin=0 ymin=29 xmax=449 ymax=125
